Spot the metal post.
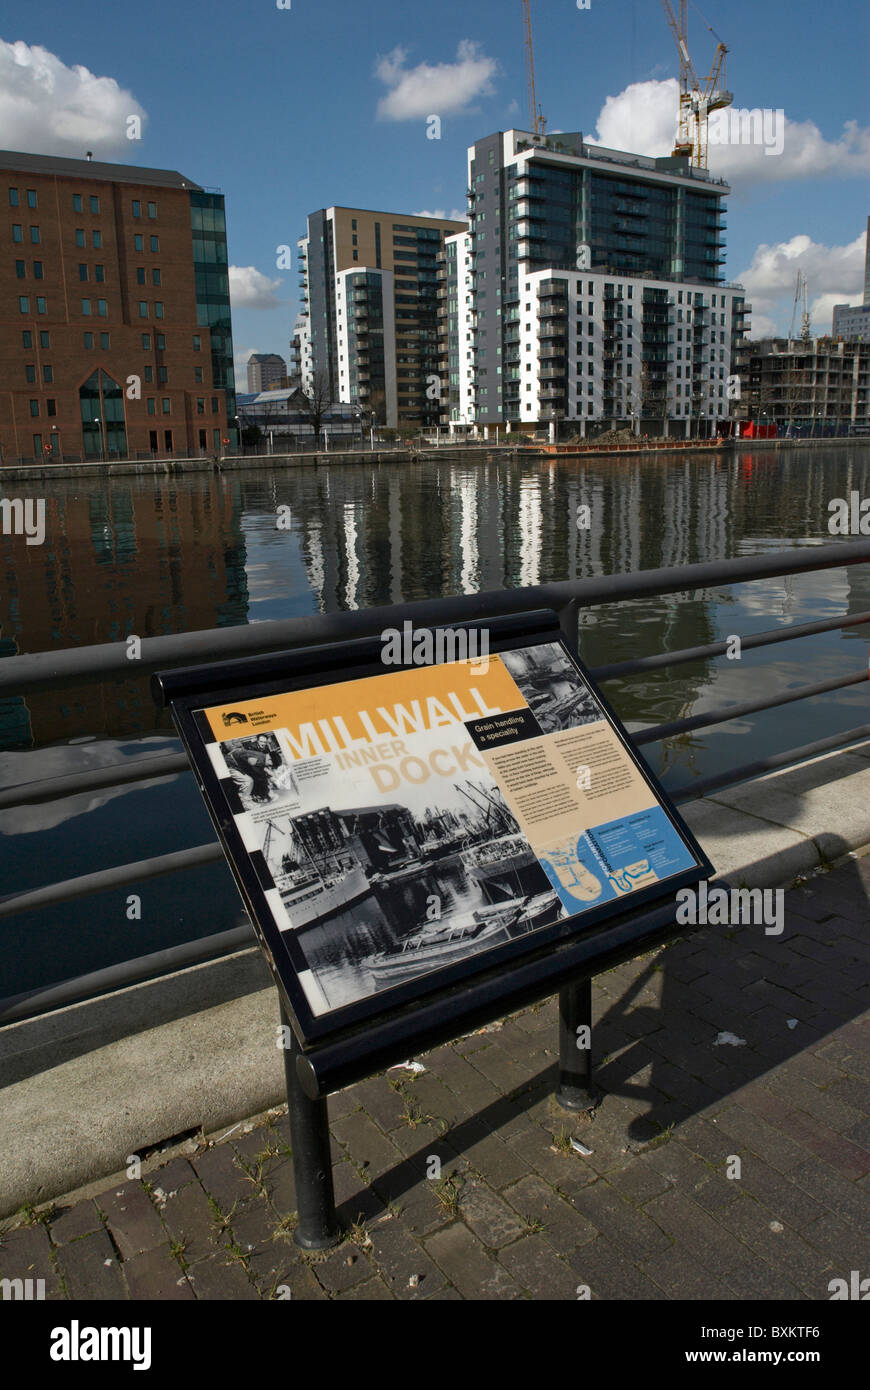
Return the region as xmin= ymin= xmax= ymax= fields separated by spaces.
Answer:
xmin=556 ymin=977 xmax=599 ymax=1111
xmin=279 ymin=996 xmax=342 ymax=1249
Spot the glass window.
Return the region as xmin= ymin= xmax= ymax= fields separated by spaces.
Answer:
xmin=43 ymin=365 xmax=53 ymax=383
xmin=136 ymin=267 xmax=145 ymax=284
xmin=152 ymin=268 xmax=161 ymax=286
xmin=156 ymin=334 xmax=165 ymax=349
xmin=8 ymin=188 xmax=19 ymax=206
xmin=84 ymin=332 xmax=94 ymax=348
xmin=33 ymin=261 xmax=43 ymax=279
xmin=30 ymin=226 xmax=40 ymax=243
xmin=36 ymin=297 xmax=46 ymax=314
xmin=92 ymin=230 xmax=102 ymax=248
xmin=139 ymin=302 xmax=148 ymax=318
xmin=73 ymin=194 xmax=82 ymax=212
xmin=75 ymin=229 xmax=85 ymax=247
xmin=197 ymin=398 xmax=205 ymax=414
xmin=89 ymin=196 xmax=99 ymax=214
xmin=150 ymin=236 xmax=158 ymax=252
xmin=148 ymin=202 xmax=156 ymax=218
xmin=15 ymin=260 xmax=25 ymax=277
xmin=132 ymin=200 xmax=141 ymax=217
xmin=79 ymin=264 xmax=88 ymax=281
xmin=158 ymin=366 xmax=167 ymax=383
xmin=26 ymin=190 xmax=37 ymax=208
xmin=12 ymin=224 xmax=22 ymax=242
xmin=33 ymin=433 xmax=43 ymax=455
xmin=19 ymin=296 xmax=29 ymax=313
xmin=21 ymin=331 xmax=32 ymax=347
xmin=39 ymin=331 xmax=49 ymax=348
xmin=97 ymin=299 xmax=107 ymax=317
xmin=144 ymin=365 xmax=153 ymax=382
xmin=141 ymin=333 xmax=151 ymax=349
xmin=82 ymin=300 xmax=91 ymax=315
xmin=147 ymin=398 xmax=156 ymax=414
xmin=95 ymin=265 xmax=105 ymax=283
xmin=25 ymin=364 xmax=36 ymax=383
xmin=134 ymin=234 xmax=144 ymax=251
xmin=211 ymin=396 xmax=219 ymax=413
xmin=193 ymin=335 xmax=201 ymax=351
xmin=29 ymin=399 xmax=39 ymax=417
xmin=194 ymin=366 xmax=203 ymax=382
xmin=100 ymin=332 xmax=109 ymax=349
xmin=162 ymin=397 xmax=170 ymax=414
xmin=47 ymin=400 xmax=56 ymax=417
xmin=154 ymin=302 xmax=163 ymax=319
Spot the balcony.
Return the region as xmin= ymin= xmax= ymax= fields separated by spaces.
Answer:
xmin=539 ymin=362 xmax=568 ymax=379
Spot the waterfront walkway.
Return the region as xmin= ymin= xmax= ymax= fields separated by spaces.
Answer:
xmin=2 ymin=850 xmax=867 ymax=1301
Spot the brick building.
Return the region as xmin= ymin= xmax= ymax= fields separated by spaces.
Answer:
xmin=0 ymin=150 xmax=236 ymax=464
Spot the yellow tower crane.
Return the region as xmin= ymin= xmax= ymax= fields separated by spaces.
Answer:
xmin=661 ymin=0 xmax=732 ymax=168
xmin=522 ymin=0 xmax=546 ymax=140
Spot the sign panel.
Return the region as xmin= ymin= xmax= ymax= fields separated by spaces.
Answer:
xmin=161 ymin=615 xmax=710 ymax=1047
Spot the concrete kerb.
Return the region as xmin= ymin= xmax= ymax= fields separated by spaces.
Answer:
xmin=1 ymin=741 xmax=869 ymax=1220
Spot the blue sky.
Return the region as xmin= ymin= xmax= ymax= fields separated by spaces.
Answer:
xmin=1 ymin=0 xmax=867 ymax=381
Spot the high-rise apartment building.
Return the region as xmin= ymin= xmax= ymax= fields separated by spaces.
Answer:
xmin=831 ymin=216 xmax=870 ymax=339
xmin=449 ymin=129 xmax=749 ymax=433
xmin=247 ymin=351 xmax=287 ymax=392
xmin=297 ymin=207 xmax=467 ymax=429
xmin=0 ymin=150 xmax=235 ymax=463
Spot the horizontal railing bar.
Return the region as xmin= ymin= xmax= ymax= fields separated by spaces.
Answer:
xmin=0 ymin=752 xmax=190 ymax=811
xmin=670 ymin=723 xmax=870 ymax=804
xmin=0 ymin=843 xmax=225 ymax=920
xmin=634 ymin=670 xmax=868 ymax=745
xmin=0 ymin=924 xmax=254 ymax=1026
xmin=2 ymin=539 xmax=869 ymax=697
xmin=591 ymin=609 xmax=870 ymax=682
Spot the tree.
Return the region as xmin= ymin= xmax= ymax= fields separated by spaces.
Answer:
xmin=297 ymin=370 xmax=332 ymax=439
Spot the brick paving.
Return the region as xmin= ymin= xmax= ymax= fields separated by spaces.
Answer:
xmin=1 ymin=854 xmax=868 ymax=1301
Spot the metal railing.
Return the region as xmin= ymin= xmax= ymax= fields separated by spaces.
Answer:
xmin=2 ymin=538 xmax=870 ymax=1023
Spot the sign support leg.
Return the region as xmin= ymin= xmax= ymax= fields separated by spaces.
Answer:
xmin=556 ymin=977 xmax=600 ymax=1111
xmin=279 ymin=997 xmax=342 ymax=1250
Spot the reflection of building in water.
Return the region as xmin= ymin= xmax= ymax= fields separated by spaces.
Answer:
xmin=0 ymin=474 xmax=248 ymax=747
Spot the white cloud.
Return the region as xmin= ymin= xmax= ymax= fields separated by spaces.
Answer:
xmin=375 ymin=40 xmax=497 ymax=121
xmin=413 ymin=208 xmax=469 ymax=224
xmin=0 ymin=39 xmax=146 ymax=156
xmin=586 ymin=79 xmax=870 ymax=185
xmin=736 ymin=232 xmax=867 ymax=337
xmin=229 ymin=265 xmax=285 ymax=310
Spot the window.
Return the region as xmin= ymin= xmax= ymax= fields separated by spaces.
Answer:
xmin=36 ymin=297 xmax=46 ymax=314
xmin=92 ymin=230 xmax=102 ymax=248
xmin=29 ymin=399 xmax=39 ymax=417
xmin=156 ymin=334 xmax=165 ymax=350
xmin=95 ymin=265 xmax=104 ymax=283
xmin=162 ymin=397 xmax=171 ymax=414
xmin=89 ymin=196 xmax=100 ymax=214
xmin=211 ymin=396 xmax=219 ymax=413
xmin=73 ymin=194 xmax=82 ymax=212
xmin=154 ymin=302 xmax=163 ymax=319
xmin=12 ymin=224 xmax=22 ymax=242
xmin=194 ymin=366 xmax=203 ymax=383
xmin=33 ymin=261 xmax=43 ymax=279
xmin=141 ymin=333 xmax=151 ymax=350
xmin=148 ymin=202 xmax=156 ymax=219
xmin=147 ymin=398 xmax=156 ymax=414
xmin=97 ymin=299 xmax=107 ymax=317
xmin=136 ymin=267 xmax=145 ymax=284
xmin=150 ymin=236 xmax=158 ymax=252
xmin=132 ymin=200 xmax=141 ymax=217
xmin=19 ymin=296 xmax=29 ymax=313
xmin=196 ymin=398 xmax=205 ymax=414
xmin=84 ymin=332 xmax=94 ymax=348
xmin=100 ymin=332 xmax=109 ymax=349
xmin=25 ymin=364 xmax=36 ymax=383
xmin=47 ymin=400 xmax=56 ymax=417
xmin=30 ymin=226 xmax=40 ymax=243
xmin=8 ymin=188 xmax=19 ymax=206
xmin=139 ymin=302 xmax=148 ymax=318
xmin=82 ymin=299 xmax=91 ymax=315
xmin=26 ymin=189 xmax=37 ymax=208
xmin=144 ymin=366 xmax=153 ymax=383
xmin=39 ymin=331 xmax=49 ymax=348
xmin=43 ymin=365 xmax=53 ymax=383
xmin=192 ymin=335 xmax=201 ymax=351
xmin=15 ymin=260 xmax=25 ymax=278
xmin=158 ymin=366 xmax=167 ymax=383
xmin=79 ymin=264 xmax=88 ymax=281
xmin=75 ymin=229 xmax=85 ymax=247
xmin=33 ymin=433 xmax=43 ymax=455
xmin=152 ymin=268 xmax=161 ymax=286
xmin=21 ymin=331 xmax=32 ymax=347
xmin=134 ymin=234 xmax=144 ymax=251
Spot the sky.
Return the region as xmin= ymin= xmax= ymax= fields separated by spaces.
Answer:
xmin=0 ymin=0 xmax=867 ymax=388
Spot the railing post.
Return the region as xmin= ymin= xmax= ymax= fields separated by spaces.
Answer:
xmin=279 ymin=996 xmax=342 ymax=1250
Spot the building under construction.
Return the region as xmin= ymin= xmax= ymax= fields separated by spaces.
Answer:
xmin=745 ymin=339 xmax=870 ymax=435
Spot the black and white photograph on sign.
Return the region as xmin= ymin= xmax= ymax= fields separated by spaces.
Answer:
xmin=501 ymin=643 xmax=603 ymax=734
xmin=220 ymin=724 xmax=566 ymax=1014
xmin=222 ymin=733 xmax=300 ymax=811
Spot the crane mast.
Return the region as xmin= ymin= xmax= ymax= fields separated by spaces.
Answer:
xmin=522 ymin=0 xmax=546 ymax=139
xmin=661 ymin=0 xmax=732 ymax=167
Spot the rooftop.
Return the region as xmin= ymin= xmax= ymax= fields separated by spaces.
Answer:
xmin=0 ymin=148 xmax=204 ymax=190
